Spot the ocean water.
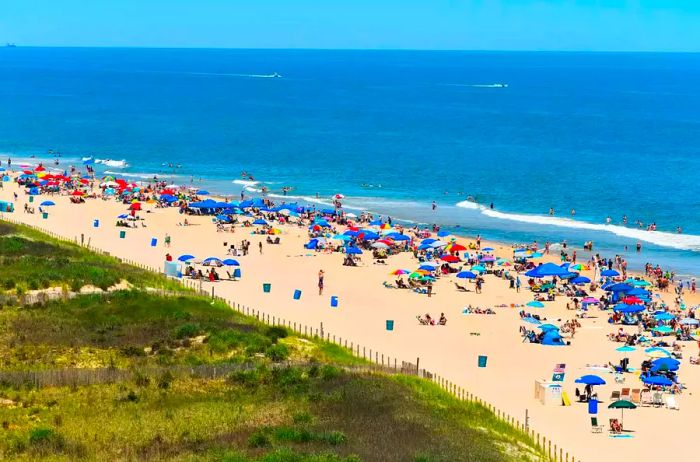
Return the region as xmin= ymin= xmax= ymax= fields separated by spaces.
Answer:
xmin=1 ymin=48 xmax=699 ymax=275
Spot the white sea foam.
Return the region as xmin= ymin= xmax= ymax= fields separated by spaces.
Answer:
xmin=104 ymin=170 xmax=177 ymax=179
xmin=95 ymin=159 xmax=128 ymax=168
xmin=443 ymin=83 xmax=508 ymax=89
xmin=232 ymin=179 xmax=259 ymax=186
xmin=477 ymin=209 xmax=700 ymax=251
xmin=455 ymin=200 xmax=484 ymax=210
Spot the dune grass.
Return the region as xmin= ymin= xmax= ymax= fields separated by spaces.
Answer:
xmin=0 ymin=221 xmax=182 ymax=293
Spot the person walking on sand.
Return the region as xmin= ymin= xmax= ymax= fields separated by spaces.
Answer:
xmin=164 ymin=233 xmax=171 ymax=247
xmin=258 ymin=241 xmax=263 ymax=254
xmin=516 ymin=276 xmax=521 ymax=293
xmin=318 ymin=269 xmax=324 ymax=295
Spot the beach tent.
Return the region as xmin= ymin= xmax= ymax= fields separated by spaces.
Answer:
xmin=541 ymin=331 xmax=566 ymax=346
xmin=538 ymin=324 xmax=559 ymax=332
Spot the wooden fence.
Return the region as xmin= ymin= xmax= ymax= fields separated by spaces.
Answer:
xmin=0 ymin=213 xmax=577 ymax=462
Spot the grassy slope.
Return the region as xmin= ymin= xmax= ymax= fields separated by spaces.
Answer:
xmin=0 ymin=221 xmax=545 ymax=461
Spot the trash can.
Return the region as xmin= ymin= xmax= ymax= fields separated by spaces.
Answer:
xmin=293 ymin=289 xmax=302 ymax=300
xmin=588 ymin=399 xmax=598 ymax=415
xmin=330 ymin=296 xmax=338 ymax=307
xmin=233 ymin=268 xmax=241 ymax=279
xmin=263 ymin=283 xmax=271 ymax=293
xmin=150 ymin=238 xmax=157 ymax=247
xmin=119 ymin=230 xmax=126 ymax=239
xmin=29 ymin=196 xmax=34 ymax=203
xmin=478 ymin=355 xmax=488 ymax=368
xmin=386 ymin=320 xmax=394 ymax=331
xmin=93 ymin=219 xmax=99 ymax=228
xmin=42 ymin=212 xmax=48 ymax=219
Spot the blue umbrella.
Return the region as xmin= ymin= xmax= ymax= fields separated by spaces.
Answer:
xmin=387 ymin=233 xmax=411 ymax=241
xmin=216 ymin=214 xmax=231 ymax=222
xmin=222 ymin=259 xmax=240 ymax=266
xmin=252 ymin=219 xmax=268 ymax=226
xmin=575 ymin=375 xmax=606 ymax=386
xmin=525 ymin=262 xmax=570 ymax=278
xmin=471 ymin=265 xmax=486 ymax=273
xmin=654 ymin=312 xmax=675 ymax=322
xmin=178 ymin=254 xmax=195 ymax=262
xmin=456 ymin=271 xmax=477 ymax=279
xmin=437 ymin=230 xmax=451 ymax=237
xmin=651 ymin=358 xmax=680 ymax=372
xmin=345 ymin=247 xmax=363 ymax=255
xmin=40 ymin=200 xmax=56 ymax=206
xmin=642 ymin=375 xmax=673 ymax=386
xmin=421 ymin=238 xmax=437 ymax=245
xmin=613 ymin=304 xmax=644 ymax=313
xmin=526 ymin=301 xmax=545 ymax=308
xmin=419 ymin=265 xmax=437 ymax=271
xmin=571 ymin=276 xmax=591 ymax=284
xmin=601 ymin=269 xmax=620 ymax=277
xmin=117 ymin=214 xmax=128 ymax=219
xmin=197 ymin=190 xmax=210 ymax=195
xmin=482 ymin=247 xmax=495 ymax=252
xmin=604 ymin=283 xmax=633 ymax=293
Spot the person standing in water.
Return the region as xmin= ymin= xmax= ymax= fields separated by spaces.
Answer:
xmin=432 ymin=201 xmax=437 ymax=211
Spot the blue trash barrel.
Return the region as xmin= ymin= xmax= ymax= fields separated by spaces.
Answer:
xmin=263 ymin=283 xmax=271 ymax=293
xmin=150 ymin=238 xmax=157 ymax=247
xmin=478 ymin=355 xmax=488 ymax=368
xmin=93 ymin=219 xmax=100 ymax=228
xmin=386 ymin=320 xmax=394 ymax=331
xmin=330 ymin=296 xmax=338 ymax=307
xmin=233 ymin=268 xmax=241 ymax=279
xmin=588 ymin=399 xmax=598 ymax=415
xmin=293 ymin=289 xmax=302 ymax=300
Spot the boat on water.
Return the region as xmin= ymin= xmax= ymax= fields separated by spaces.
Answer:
xmin=493 ymin=83 xmax=508 ymax=88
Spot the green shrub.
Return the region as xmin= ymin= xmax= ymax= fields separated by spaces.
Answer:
xmin=174 ymin=323 xmax=200 ymax=339
xmin=248 ymin=430 xmax=271 ymax=448
xmin=273 ymin=426 xmax=313 ymax=443
xmin=266 ymin=343 xmax=290 ymax=362
xmin=158 ymin=371 xmax=174 ymax=390
xmin=28 ymin=427 xmax=65 ymax=453
xmin=266 ymin=326 xmax=288 ymax=342
xmin=323 ymin=431 xmax=347 ymax=446
xmin=320 ymin=365 xmax=342 ymax=380
xmin=292 ymin=411 xmax=313 ymax=424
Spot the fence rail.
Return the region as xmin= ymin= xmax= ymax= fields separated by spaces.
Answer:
xmin=0 ymin=213 xmax=576 ymax=462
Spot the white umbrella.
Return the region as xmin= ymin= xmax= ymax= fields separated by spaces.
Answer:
xmin=371 ymin=242 xmax=390 ymax=249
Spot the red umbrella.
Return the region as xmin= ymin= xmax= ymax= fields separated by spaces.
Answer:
xmin=71 ymin=190 xmax=85 ymax=196
xmin=377 ymin=239 xmax=394 ymax=246
xmin=129 ymin=203 xmax=141 ymax=211
xmin=440 ymin=255 xmax=460 ymax=263
xmin=34 ymin=166 xmax=46 ymax=172
xmin=22 ymin=170 xmax=33 ymax=175
xmin=449 ymin=244 xmax=467 ymax=251
xmin=79 ymin=178 xmax=89 ymax=185
xmin=623 ymin=296 xmax=643 ymax=304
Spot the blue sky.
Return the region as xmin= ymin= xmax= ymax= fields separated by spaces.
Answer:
xmin=2 ymin=0 xmax=699 ymax=51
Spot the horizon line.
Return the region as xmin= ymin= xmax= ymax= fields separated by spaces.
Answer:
xmin=3 ymin=44 xmax=700 ymax=54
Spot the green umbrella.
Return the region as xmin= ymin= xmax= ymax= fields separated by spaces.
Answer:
xmin=608 ymin=399 xmax=636 ymax=427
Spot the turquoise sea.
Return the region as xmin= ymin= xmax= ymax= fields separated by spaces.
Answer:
xmin=1 ymin=48 xmax=699 ymax=275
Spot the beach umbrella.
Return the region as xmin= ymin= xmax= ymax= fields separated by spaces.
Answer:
xmin=332 ymin=234 xmax=351 ymax=241
xmin=471 ymin=265 xmax=486 ymax=273
xmin=420 ymin=262 xmax=440 ymax=269
xmin=571 ymin=276 xmax=591 ymax=285
xmin=70 ymin=190 xmax=85 ymax=196
xmin=197 ymin=190 xmax=210 ymax=195
xmin=129 ymin=202 xmax=141 ymax=211
xmin=632 ymin=280 xmax=651 ymax=287
xmin=417 ymin=265 xmax=435 ymax=271
xmin=482 ymin=247 xmax=494 ymax=252
xmin=642 ymin=375 xmax=673 ymax=387
xmin=645 ymin=347 xmax=671 ymax=358
xmin=613 ymin=304 xmax=644 ymax=314
xmin=117 ymin=214 xmax=129 ymax=219
xmin=575 ymin=375 xmax=606 ymax=386
xmin=202 ymin=257 xmax=223 ymax=266
xmin=654 ymin=312 xmax=675 ymax=322
xmin=371 ymin=242 xmax=390 ymax=249
xmin=652 ymin=325 xmax=674 ymax=335
xmin=582 ymin=297 xmax=599 ymax=304
xmin=616 ymin=345 xmax=636 ymax=353
xmin=390 ymin=269 xmax=410 ymax=275
xmin=253 ymin=219 xmax=268 ymax=226
xmin=40 ymin=201 xmax=56 ymax=206
xmin=480 ymin=255 xmax=496 ymax=262
xmin=538 ymin=324 xmax=559 ymax=331
xmin=680 ymin=318 xmax=700 ymax=326
xmin=607 ymin=400 xmax=636 ymax=427
xmin=222 ymin=259 xmax=240 ymax=266
xmin=345 ymin=247 xmax=363 ymax=255
xmin=456 ymin=271 xmax=477 ymax=279
xmin=437 ymin=230 xmax=451 ymax=237
xmin=447 ymin=243 xmax=466 ymax=252
xmin=526 ymin=301 xmax=545 ymax=308
xmin=525 ymin=263 xmax=570 ymax=278
xmin=428 ymin=240 xmax=447 ymax=248
xmin=440 ymin=255 xmax=460 ymax=263
xmin=651 ymin=358 xmax=680 ymax=372
xmin=601 ymin=269 xmax=620 ymax=277
xmin=389 ymin=234 xmax=411 ymax=241
xmin=421 ymin=238 xmax=437 ymax=245
xmin=178 ymin=254 xmax=195 ymax=262
xmin=568 ymin=263 xmax=589 ymax=271
xmin=521 ymin=317 xmax=541 ymax=325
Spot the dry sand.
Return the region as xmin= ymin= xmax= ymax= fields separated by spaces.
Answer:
xmin=1 ymin=178 xmax=699 ymax=462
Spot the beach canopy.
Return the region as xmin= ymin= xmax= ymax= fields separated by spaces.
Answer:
xmin=526 ymin=301 xmax=545 ymax=308
xmin=642 ymin=375 xmax=673 ymax=386
xmin=525 ymin=263 xmax=570 ymax=278
xmin=456 ymin=271 xmax=477 ymax=279
xmin=613 ymin=304 xmax=644 ymax=314
xmin=575 ymin=375 xmax=606 ymax=386
xmin=178 ymin=254 xmax=195 ymax=262
xmin=604 ymin=283 xmax=634 ymax=292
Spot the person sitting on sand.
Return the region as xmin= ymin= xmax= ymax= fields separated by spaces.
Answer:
xmin=439 ymin=313 xmax=447 ymax=325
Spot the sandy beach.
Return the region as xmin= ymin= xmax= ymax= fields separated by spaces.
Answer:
xmin=2 ymin=173 xmax=699 ymax=462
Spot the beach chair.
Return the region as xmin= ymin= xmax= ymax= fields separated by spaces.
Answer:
xmin=652 ymin=392 xmax=664 ymax=407
xmin=620 ymin=388 xmax=631 ymax=401
xmin=610 ymin=390 xmax=620 ymax=402
xmin=630 ymin=389 xmax=641 ymax=404
xmin=590 ymin=417 xmax=604 ymax=433
xmin=665 ymin=395 xmax=679 ymax=410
